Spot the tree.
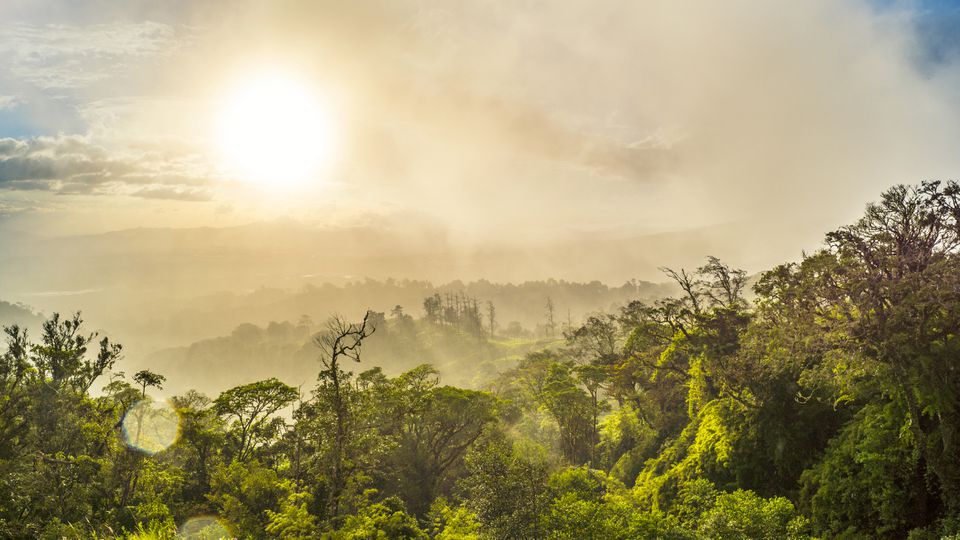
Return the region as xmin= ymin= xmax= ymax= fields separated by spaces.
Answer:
xmin=428 ymin=498 xmax=482 ymax=540
xmin=461 ymin=435 xmax=550 ymax=539
xmin=423 ymin=294 xmax=442 ymax=325
xmin=124 ymin=369 xmax=169 ymax=509
xmin=0 ymin=313 xmax=126 ymax=536
xmin=0 ymin=325 xmax=31 ymax=457
xmin=171 ymin=391 xmax=224 ymax=507
xmin=265 ymin=481 xmax=319 ymax=539
xmin=545 ymin=297 xmax=557 ymax=338
xmin=487 ymin=300 xmax=497 ymax=339
xmin=133 ymin=369 xmax=166 ymax=399
xmin=566 ymin=314 xmax=620 ymax=366
xmin=511 ymin=352 xmax=598 ymax=464
xmin=214 ymin=378 xmax=298 ymax=462
xmin=209 ymin=460 xmax=289 ymax=539
xmin=543 ymin=466 xmax=692 ymax=539
xmin=799 ymin=402 xmax=922 ymax=537
xmin=697 ymin=256 xmax=749 ymax=310
xmin=331 ymin=496 xmax=428 ymax=539
xmin=659 ymin=266 xmax=703 ymax=318
xmin=698 ymin=490 xmax=811 ymax=540
xmin=313 ymin=311 xmax=376 ymax=519
xmin=380 ymin=367 xmax=499 ymax=514
xmin=809 ymin=182 xmax=960 ymax=512
xmin=31 ymin=312 xmax=123 ymax=394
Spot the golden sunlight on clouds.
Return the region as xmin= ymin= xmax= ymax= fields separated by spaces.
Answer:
xmin=3 ymin=0 xmax=960 ymax=277
xmin=214 ymin=72 xmax=338 ymax=187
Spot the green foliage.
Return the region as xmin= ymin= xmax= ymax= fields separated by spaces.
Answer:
xmin=214 ymin=378 xmax=298 ymax=462
xmin=698 ymin=490 xmax=812 ymax=540
xmin=133 ymin=370 xmax=166 ymax=398
xmin=670 ymin=478 xmax=718 ymax=528
xmin=459 ymin=435 xmax=551 ymax=539
xmin=265 ymin=481 xmax=320 ymax=539
xmin=331 ymin=495 xmax=428 ymax=539
xmin=124 ymin=520 xmax=178 ymax=540
xmin=500 ymin=351 xmax=600 ymax=464
xmin=635 ymin=399 xmax=745 ymax=511
xmin=4 ymin=182 xmax=960 ymax=538
xmin=209 ymin=460 xmax=288 ymax=538
xmin=427 ymin=498 xmax=481 ymax=540
xmin=129 ymin=459 xmax=182 ymax=531
xmin=374 ymin=367 xmax=500 ymax=515
xmin=800 ymin=402 xmax=923 ymax=538
xmin=543 ymin=467 xmax=693 ymax=539
xmin=597 ymin=403 xmax=656 ymax=485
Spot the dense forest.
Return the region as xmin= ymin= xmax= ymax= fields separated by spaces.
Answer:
xmin=141 ymin=280 xmax=667 ymax=394
xmin=118 ymin=277 xmax=673 ymax=354
xmin=147 ymin=303 xmax=549 ymax=393
xmin=2 ymin=182 xmax=960 ymax=539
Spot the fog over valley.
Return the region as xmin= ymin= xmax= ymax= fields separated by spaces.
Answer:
xmin=4 ymin=1 xmax=960 ymax=538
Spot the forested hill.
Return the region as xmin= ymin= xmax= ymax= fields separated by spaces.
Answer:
xmin=8 ymin=277 xmax=674 ymax=359
xmin=132 ymin=277 xmax=675 ymax=348
xmin=3 ymin=182 xmax=960 ymax=538
xmin=147 ymin=315 xmax=552 ymax=393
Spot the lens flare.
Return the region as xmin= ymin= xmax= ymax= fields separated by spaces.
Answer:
xmin=179 ymin=516 xmax=232 ymax=539
xmin=121 ymin=398 xmax=180 ymax=454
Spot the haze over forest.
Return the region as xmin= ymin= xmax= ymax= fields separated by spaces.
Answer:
xmin=3 ymin=0 xmax=960 ymax=391
xmin=3 ymin=1 xmax=960 ymax=539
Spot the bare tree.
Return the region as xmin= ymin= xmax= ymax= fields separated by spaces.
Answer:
xmin=314 ymin=311 xmax=376 ymax=518
xmin=697 ymin=255 xmax=748 ymax=309
xmin=486 ymin=300 xmax=497 ymax=339
xmin=545 ymin=297 xmax=556 ymax=338
xmin=659 ymin=266 xmax=702 ymax=315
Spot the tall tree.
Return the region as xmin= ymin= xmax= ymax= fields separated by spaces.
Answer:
xmin=817 ymin=181 xmax=960 ymax=512
xmin=545 ymin=297 xmax=557 ymax=338
xmin=487 ymin=300 xmax=497 ymax=339
xmin=313 ymin=311 xmax=376 ymax=518
xmin=133 ymin=369 xmax=166 ymax=399
xmin=214 ymin=378 xmax=298 ymax=462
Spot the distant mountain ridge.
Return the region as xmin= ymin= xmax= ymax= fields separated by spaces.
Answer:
xmin=0 ymin=218 xmax=793 ymax=301
xmin=0 ymin=219 xmax=788 ymax=378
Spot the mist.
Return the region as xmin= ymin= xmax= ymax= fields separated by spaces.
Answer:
xmin=0 ymin=0 xmax=959 ymax=386
xmin=6 ymin=2 xmax=960 ymax=537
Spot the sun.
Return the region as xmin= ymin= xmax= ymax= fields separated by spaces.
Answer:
xmin=215 ymin=74 xmax=337 ymax=187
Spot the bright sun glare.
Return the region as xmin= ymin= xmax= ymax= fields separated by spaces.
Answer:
xmin=216 ymin=74 xmax=336 ymax=186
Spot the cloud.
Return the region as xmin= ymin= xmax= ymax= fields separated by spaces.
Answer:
xmin=0 ymin=135 xmax=216 ymax=200
xmin=0 ymin=21 xmax=186 ymax=90
xmin=132 ymin=185 xmax=212 ymax=202
xmin=377 ymin=86 xmax=677 ymax=182
xmin=306 ymin=0 xmax=960 ymax=252
xmin=2 ymin=0 xmax=960 ymax=276
xmin=0 ymin=199 xmax=39 ymax=217
xmin=0 ymin=95 xmax=21 ymax=110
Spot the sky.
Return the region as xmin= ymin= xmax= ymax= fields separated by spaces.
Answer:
xmin=2 ymin=0 xmax=960 ymax=280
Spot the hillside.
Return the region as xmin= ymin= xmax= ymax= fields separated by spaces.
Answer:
xmin=146 ymin=316 xmax=553 ymax=394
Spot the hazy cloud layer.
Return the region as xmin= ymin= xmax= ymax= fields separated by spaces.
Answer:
xmin=0 ymin=95 xmax=22 ymax=110
xmin=0 ymin=0 xmax=959 ymax=275
xmin=0 ymin=21 xmax=185 ymax=90
xmin=0 ymin=136 xmax=213 ymax=200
